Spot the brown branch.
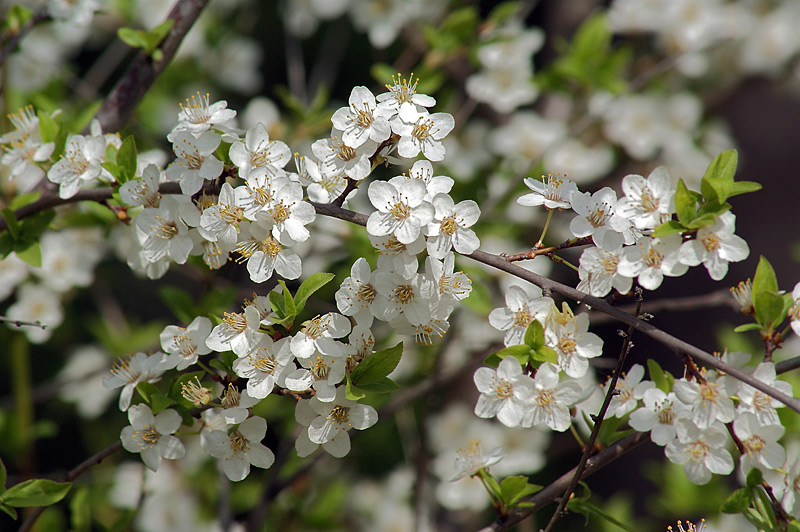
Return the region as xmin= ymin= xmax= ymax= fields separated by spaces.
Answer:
xmin=586 ymin=288 xmax=738 ymax=324
xmin=18 ymin=441 xmax=123 ymax=532
xmin=543 ymin=288 xmax=644 ymax=532
xmin=477 ymin=432 xmax=649 ymax=532
xmin=502 ymin=236 xmax=593 ymax=262
xmin=89 ymin=0 xmax=210 ymax=134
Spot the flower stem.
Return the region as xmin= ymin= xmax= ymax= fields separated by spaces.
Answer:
xmin=536 ymin=209 xmax=554 ymax=247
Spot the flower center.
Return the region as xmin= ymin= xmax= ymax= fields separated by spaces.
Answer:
xmin=702 ymin=232 xmax=720 ymax=252
xmin=440 ymin=215 xmax=458 ymax=236
xmin=393 ymin=284 xmax=415 ymax=304
xmin=329 ymin=405 xmax=351 ymax=426
xmin=494 ymin=378 xmax=513 ymax=399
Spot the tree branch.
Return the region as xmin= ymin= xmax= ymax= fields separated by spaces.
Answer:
xmin=89 ymin=0 xmax=210 ymax=134
xmin=18 ymin=441 xmax=123 ymax=532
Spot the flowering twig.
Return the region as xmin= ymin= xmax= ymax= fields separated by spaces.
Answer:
xmin=18 ymin=441 xmax=123 ymax=532
xmin=477 ymin=432 xmax=649 ymax=532
xmin=89 ymin=0 xmax=210 ymax=133
xmin=542 ymin=287 xmax=644 ymax=532
xmin=502 ymin=236 xmax=593 ymax=262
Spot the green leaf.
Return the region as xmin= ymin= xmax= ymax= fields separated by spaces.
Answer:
xmin=4 ymin=5 xmax=34 ymax=32
xmin=487 ymin=345 xmax=532 ymax=367
xmin=720 ymin=487 xmax=750 ymax=513
xmin=135 ymin=382 xmax=160 ymax=404
xmin=523 ymin=320 xmax=545 ymax=348
xmin=754 ymin=485 xmax=778 ymax=530
xmin=745 ymin=468 xmax=763 ymax=488
xmin=18 ymin=210 xmax=55 ymax=243
xmin=278 ymin=280 xmax=297 ymax=317
xmin=37 ymin=110 xmax=59 ymax=144
xmin=0 ymin=479 xmax=71 ymax=508
xmin=788 ymin=520 xmax=800 ymax=532
xmin=532 ymin=345 xmax=558 ymax=365
xmin=733 ymin=323 xmax=762 ymax=333
xmin=752 ymin=256 xmax=778 ymax=296
xmin=269 ymin=289 xmax=287 ymax=318
xmin=651 ymin=220 xmax=685 ymax=238
xmin=700 ymin=149 xmax=738 ymax=203
xmin=355 ymin=377 xmax=399 ymax=394
xmin=8 ymin=191 xmax=42 ymax=211
xmin=147 ymin=19 xmax=174 ymax=51
xmin=345 ymin=376 xmax=366 ymax=401
xmin=728 ymin=180 xmax=762 ymax=199
xmin=646 ymin=359 xmax=669 ymax=393
xmin=118 ymin=27 xmax=147 ymax=49
xmin=685 ymin=213 xmax=720 ymax=230
xmin=754 ymin=291 xmax=784 ymax=332
xmin=350 ymin=342 xmax=403 ymax=386
xmin=1 ymin=209 xmax=20 ymax=239
xmin=499 ymin=476 xmax=528 ymax=505
xmin=566 ymin=497 xmax=636 ymax=532
xmin=0 ymin=458 xmax=6 ymax=492
xmin=294 ymin=272 xmax=335 ymax=313
xmin=70 ymin=486 xmax=91 ymax=532
xmin=674 ymin=179 xmax=696 ymax=226
xmin=0 ymin=503 xmax=17 ymax=520
xmin=116 ymin=135 xmax=138 ymax=183
xmin=208 ymin=358 xmax=231 ymax=375
xmin=14 ymin=241 xmax=41 ymax=267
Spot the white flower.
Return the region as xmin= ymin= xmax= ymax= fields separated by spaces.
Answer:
xmin=311 ymin=134 xmax=374 ymax=180
xmin=674 ymin=375 xmax=736 ymax=429
xmin=523 ymin=362 xmax=582 ymax=431
xmin=576 ymin=236 xmax=633 ymax=298
xmin=783 ymin=461 xmax=800 ymax=517
xmin=135 ymin=197 xmax=194 ymax=264
xmin=734 ymin=412 xmax=785 ymax=474
xmin=376 ymin=74 xmax=436 ymax=118
xmin=615 ymin=166 xmax=675 ymax=230
xmin=290 ymin=312 xmax=351 ymax=359
xmin=294 ymin=397 xmax=352 ymax=458
xmin=229 ymin=122 xmax=291 ymax=179
xmin=518 ymin=172 xmax=579 ymax=210
xmin=159 ymin=316 xmax=213 ymax=371
xmin=617 ymin=235 xmax=688 ymax=290
xmin=169 ymin=92 xmax=237 ymax=141
xmin=606 ymin=364 xmax=654 ymax=418
xmin=305 ymin=387 xmax=378 ymax=453
xmin=199 ymin=182 xmax=247 ymax=248
xmin=369 ymin=233 xmax=426 ymax=280
xmin=234 ymin=221 xmax=303 ymax=283
xmin=426 ymin=194 xmax=481 ymax=259
xmin=425 ymin=253 xmax=472 ymax=303
xmin=544 ymin=303 xmax=603 ymax=379
xmin=205 ymin=305 xmax=263 ymax=356
xmin=366 ymin=178 xmax=434 ymax=244
xmin=737 ymin=362 xmax=794 ymax=426
xmin=405 ymin=160 xmax=454 ymax=201
xmin=336 ymin=257 xmax=378 ymax=326
xmin=263 ymin=181 xmax=316 ymax=243
xmin=233 ymin=337 xmax=295 ymax=399
xmin=205 ymin=416 xmax=275 ymax=481
xmin=451 ymin=440 xmax=504 ymax=481
xmin=629 ymin=388 xmax=691 ymax=446
xmin=665 ymin=419 xmax=733 ymax=485
xmin=284 ymin=353 xmax=346 ymax=402
xmin=678 ymin=212 xmax=749 ymax=281
xmin=120 ymin=164 xmax=162 ymax=207
xmin=47 ymin=134 xmax=109 ymax=199
xmin=569 ymin=187 xmax=633 ymax=245
xmin=473 ymin=357 xmax=536 ymax=427
xmin=103 ymin=352 xmax=175 ymax=411
xmin=331 ymin=86 xmax=392 ymax=148
xmin=390 ymin=109 xmax=454 ymax=161
xmin=120 ymin=405 xmax=185 ymax=472
xmin=489 ymin=285 xmax=554 ymax=347
xmin=165 ymin=130 xmax=223 ymax=195
xmin=373 ymin=271 xmax=437 ymax=326
xmin=790 ymin=282 xmax=800 ymax=337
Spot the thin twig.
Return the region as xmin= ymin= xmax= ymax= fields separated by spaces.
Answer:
xmin=0 ymin=8 xmax=50 ymax=69
xmin=477 ymin=433 xmax=649 ymax=532
xmin=0 ymin=316 xmax=46 ymax=329
xmin=502 ymin=236 xmax=593 ymax=262
xmin=18 ymin=441 xmax=123 ymax=532
xmin=543 ymin=288 xmax=643 ymax=532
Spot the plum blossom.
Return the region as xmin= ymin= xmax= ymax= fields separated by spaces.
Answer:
xmin=629 ymin=388 xmax=691 ymax=446
xmin=103 ymin=352 xmax=175 ymax=411
xmin=678 ymin=212 xmax=749 ymax=280
xmin=205 ymin=416 xmax=275 ymax=481
xmin=120 ymin=405 xmax=185 ymax=472
xmin=523 ymin=362 xmax=582 ymax=431
xmin=331 ymin=86 xmax=391 ymax=148
xmin=665 ymin=419 xmax=733 ymax=485
xmin=229 ymin=122 xmax=291 ymax=179
xmin=616 ymin=166 xmax=675 ymax=230
xmin=426 ymin=194 xmax=481 ymax=259
xmin=367 ymin=178 xmax=434 ymax=245
xmin=159 ymin=316 xmax=213 ymax=370
xmin=489 ymin=285 xmax=553 ymax=347
xmin=518 ymin=172 xmax=578 ymax=210
xmin=473 ymin=356 xmax=535 ymax=427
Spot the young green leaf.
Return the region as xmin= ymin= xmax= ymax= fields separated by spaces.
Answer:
xmin=646 ymin=359 xmax=669 ymax=393
xmin=0 ymin=479 xmax=71 ymax=508
xmin=651 ymin=220 xmax=685 ymax=238
xmin=752 ymin=256 xmax=778 ymax=296
xmin=720 ymin=487 xmax=751 ymax=514
xmin=350 ymin=342 xmax=403 ymax=386
xmin=674 ymin=179 xmax=697 ymax=226
xmin=116 ymin=135 xmax=138 ymax=183
xmin=294 ymin=272 xmax=336 ymax=312
xmin=523 ymin=319 xmax=545 ymax=349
